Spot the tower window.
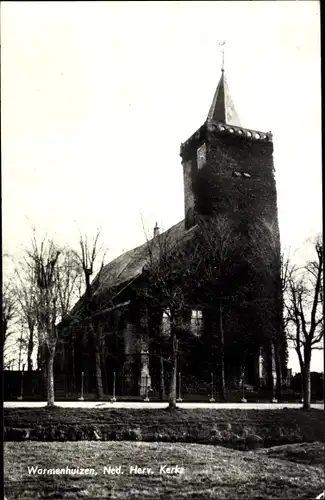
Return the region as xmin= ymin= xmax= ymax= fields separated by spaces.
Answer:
xmin=228 ymin=128 xmax=234 ymax=133
xmin=255 ymin=133 xmax=260 ymax=139
xmin=246 ymin=131 xmax=252 ymax=137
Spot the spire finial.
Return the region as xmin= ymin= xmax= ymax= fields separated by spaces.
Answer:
xmin=218 ymin=40 xmax=226 ymax=72
xmin=207 ymin=40 xmax=241 ymax=126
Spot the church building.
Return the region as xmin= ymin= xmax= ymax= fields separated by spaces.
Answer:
xmin=58 ymin=58 xmax=287 ymax=399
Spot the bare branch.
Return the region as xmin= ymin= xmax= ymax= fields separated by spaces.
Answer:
xmin=2 ymin=280 xmax=18 ymax=349
xmin=284 ymin=237 xmax=323 ymax=408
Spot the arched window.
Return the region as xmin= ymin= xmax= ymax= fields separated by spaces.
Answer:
xmin=192 ymin=310 xmax=202 ymax=320
xmin=163 ymin=308 xmax=170 ymax=319
xmin=190 ymin=309 xmax=203 ymax=336
xmin=162 ymin=308 xmax=170 ymax=336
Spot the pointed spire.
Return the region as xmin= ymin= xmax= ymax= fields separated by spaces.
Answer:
xmin=207 ymin=42 xmax=241 ymax=127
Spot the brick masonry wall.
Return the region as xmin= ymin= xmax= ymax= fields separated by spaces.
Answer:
xmin=180 ymin=123 xmax=286 ymax=387
xmin=195 ymin=132 xmax=278 ymax=226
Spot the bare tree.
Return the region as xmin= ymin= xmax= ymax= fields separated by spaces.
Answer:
xmin=195 ymin=214 xmax=240 ymax=400
xmin=141 ymin=215 xmax=241 ymax=404
xmin=72 ymin=231 xmax=106 ymax=400
xmin=2 ymin=281 xmax=17 ymax=355
xmin=14 ymin=261 xmax=38 ymax=371
xmin=285 ymin=237 xmax=323 ymax=409
xmin=55 ymin=248 xmax=84 ymax=377
xmin=56 ymin=249 xmax=84 ymax=321
xmin=26 ymin=236 xmax=61 ymax=406
xmin=142 ymin=225 xmax=200 ymax=409
xmin=24 ymin=233 xmax=83 ymax=406
xmin=14 ymin=319 xmax=30 ymax=371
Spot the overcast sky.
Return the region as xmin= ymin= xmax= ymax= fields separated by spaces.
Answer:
xmin=1 ymin=1 xmax=322 ymax=373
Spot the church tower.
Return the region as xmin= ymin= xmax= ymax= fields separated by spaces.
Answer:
xmin=180 ymin=50 xmax=287 ymax=392
xmin=180 ymin=63 xmax=276 ymax=231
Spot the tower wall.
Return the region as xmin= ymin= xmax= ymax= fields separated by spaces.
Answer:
xmin=181 ymin=122 xmax=286 ymax=388
xmin=187 ymin=125 xmax=278 ymax=229
xmin=182 ymin=157 xmax=196 ymax=229
xmin=181 ymin=125 xmax=205 ymax=229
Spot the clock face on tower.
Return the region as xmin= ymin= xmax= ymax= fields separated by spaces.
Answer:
xmin=197 ymin=143 xmax=207 ymax=170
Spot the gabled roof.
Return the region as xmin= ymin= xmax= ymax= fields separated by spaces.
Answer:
xmin=66 ymin=220 xmax=197 ymax=322
xmin=66 ymin=220 xmax=192 ymax=318
xmin=207 ymin=70 xmax=241 ymax=127
xmin=94 ymin=219 xmax=196 ymax=295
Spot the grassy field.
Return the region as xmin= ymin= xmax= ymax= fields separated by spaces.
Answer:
xmin=4 ymin=441 xmax=324 ymax=499
xmin=4 ymin=407 xmax=325 ymax=448
xmin=257 ymin=441 xmax=325 ymax=467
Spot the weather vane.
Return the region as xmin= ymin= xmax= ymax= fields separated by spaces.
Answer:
xmin=218 ymin=40 xmax=226 ymax=72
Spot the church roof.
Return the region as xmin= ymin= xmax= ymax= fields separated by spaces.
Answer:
xmin=95 ymin=220 xmax=196 ymax=295
xmin=207 ymin=70 xmax=241 ymax=126
xmin=65 ymin=221 xmax=191 ymax=321
xmin=65 ymin=220 xmax=197 ymax=321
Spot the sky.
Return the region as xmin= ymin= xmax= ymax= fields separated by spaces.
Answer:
xmin=1 ymin=1 xmax=322 ymax=373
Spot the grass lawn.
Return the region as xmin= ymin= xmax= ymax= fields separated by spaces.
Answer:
xmin=4 ymin=407 xmax=325 ymax=448
xmin=256 ymin=441 xmax=325 ymax=467
xmin=4 ymin=441 xmax=324 ymax=499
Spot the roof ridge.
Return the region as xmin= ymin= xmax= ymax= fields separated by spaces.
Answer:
xmin=102 ymin=219 xmax=186 ymax=270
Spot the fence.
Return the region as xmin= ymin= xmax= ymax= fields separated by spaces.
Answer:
xmin=3 ymin=370 xmax=324 ymax=402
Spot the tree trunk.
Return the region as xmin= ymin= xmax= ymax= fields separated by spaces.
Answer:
xmin=274 ymin=341 xmax=283 ymax=401
xmin=27 ymin=322 xmax=34 ymax=371
xmin=98 ymin=324 xmax=108 ymax=395
xmin=219 ymin=302 xmax=226 ymax=401
xmin=94 ymin=326 xmax=104 ymax=400
xmin=254 ymin=349 xmax=260 ymax=390
xmin=95 ymin=348 xmax=104 ymax=400
xmin=37 ymin=342 xmax=44 ymax=371
xmin=159 ymin=349 xmax=166 ymax=400
xmin=47 ymin=345 xmax=56 ymax=407
xmin=297 ymin=351 xmax=305 ymax=403
xmin=18 ymin=337 xmax=22 ymax=371
xmin=301 ymin=372 xmax=306 ymax=402
xmin=303 ymin=349 xmax=311 ymax=410
xmin=168 ymin=329 xmax=177 ymax=409
xmin=72 ymin=330 xmax=76 ymax=391
xmin=27 ymin=334 xmax=34 ymax=371
xmin=38 ymin=341 xmax=48 ymax=399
